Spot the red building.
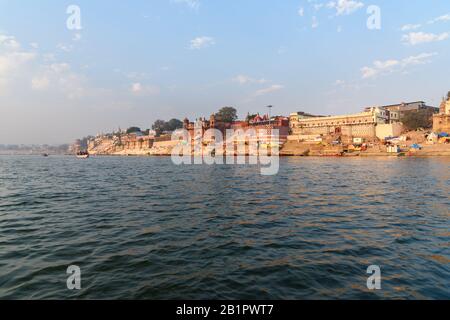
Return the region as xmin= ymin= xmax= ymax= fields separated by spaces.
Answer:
xmin=183 ymin=114 xmax=290 ymax=144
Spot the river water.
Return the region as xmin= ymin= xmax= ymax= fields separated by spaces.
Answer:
xmin=0 ymin=155 xmax=449 ymax=299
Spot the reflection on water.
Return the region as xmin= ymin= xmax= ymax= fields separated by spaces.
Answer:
xmin=0 ymin=155 xmax=449 ymax=299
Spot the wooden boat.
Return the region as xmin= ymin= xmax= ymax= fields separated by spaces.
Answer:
xmin=76 ymin=151 xmax=89 ymax=159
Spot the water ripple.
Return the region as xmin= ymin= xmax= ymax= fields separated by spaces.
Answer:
xmin=0 ymin=155 xmax=449 ymax=299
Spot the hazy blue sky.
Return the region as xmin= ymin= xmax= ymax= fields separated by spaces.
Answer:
xmin=1 ymin=0 xmax=449 ymax=144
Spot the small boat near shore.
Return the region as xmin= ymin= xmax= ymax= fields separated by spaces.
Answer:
xmin=76 ymin=151 xmax=90 ymax=159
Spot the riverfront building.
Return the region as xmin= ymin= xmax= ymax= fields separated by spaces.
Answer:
xmin=433 ymin=97 xmax=450 ymax=133
xmin=364 ymin=101 xmax=438 ymax=122
xmin=183 ymin=114 xmax=290 ymax=144
xmin=378 ymin=101 xmax=437 ymax=113
xmin=289 ymin=107 xmax=388 ymax=141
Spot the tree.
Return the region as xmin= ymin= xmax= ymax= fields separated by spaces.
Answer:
xmin=152 ymin=120 xmax=167 ymax=136
xmin=166 ymin=119 xmax=183 ymax=131
xmin=151 ymin=119 xmax=183 ymax=135
xmin=215 ymin=107 xmax=238 ymax=123
xmin=402 ymin=110 xmax=433 ymax=131
xmin=246 ymin=113 xmax=258 ymax=122
xmin=126 ymin=127 xmax=141 ymax=134
xmin=447 ymin=91 xmax=450 ymax=100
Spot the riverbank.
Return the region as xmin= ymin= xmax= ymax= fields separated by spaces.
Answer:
xmin=86 ymin=130 xmax=450 ymax=158
xmin=86 ymin=150 xmax=450 ymax=158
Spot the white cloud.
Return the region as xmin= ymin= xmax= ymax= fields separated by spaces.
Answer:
xmin=298 ymin=7 xmax=304 ymax=17
xmin=360 ymin=66 xmax=378 ymax=79
xmin=0 ymin=33 xmax=36 ymax=94
xmin=43 ymin=53 xmax=56 ymax=62
xmin=0 ymin=52 xmax=36 ymax=75
xmin=361 ymin=52 xmax=437 ymax=79
xmin=50 ymin=63 xmax=71 ymax=74
xmin=0 ymin=34 xmax=21 ymax=50
xmin=130 ymin=82 xmax=160 ymax=96
xmin=31 ymin=62 xmax=87 ymax=99
xmin=57 ymin=43 xmax=73 ymax=52
xmin=401 ymin=52 xmax=437 ymax=65
xmin=428 ymin=14 xmax=450 ymax=24
xmin=73 ymin=33 xmax=82 ymax=42
xmin=0 ymin=34 xmax=35 ymax=75
xmin=126 ymin=71 xmax=148 ymax=80
xmin=331 ymin=79 xmax=372 ymax=91
xmin=173 ymin=0 xmax=200 ymax=10
xmin=0 ymin=33 xmax=87 ymax=99
xmin=31 ymin=76 xmax=50 ymax=90
xmin=189 ymin=36 xmax=215 ymax=49
xmin=401 ymin=24 xmax=421 ymax=31
xmin=402 ymin=32 xmax=449 ymax=45
xmin=131 ymin=82 xmax=142 ymax=93
xmin=373 ymin=59 xmax=399 ymax=70
xmin=327 ymin=0 xmax=364 ymax=16
xmin=314 ymin=4 xmax=324 ymax=11
xmin=254 ymin=84 xmax=284 ymax=96
xmin=233 ymin=75 xmax=267 ymax=85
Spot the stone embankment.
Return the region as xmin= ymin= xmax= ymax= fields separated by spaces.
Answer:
xmin=87 ymin=130 xmax=450 ymax=157
xmin=88 ymin=139 xmax=178 ymax=156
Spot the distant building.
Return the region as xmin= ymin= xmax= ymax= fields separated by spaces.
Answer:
xmin=386 ymin=110 xmax=400 ymax=124
xmin=129 ymin=131 xmax=144 ymax=137
xmin=433 ymin=97 xmax=450 ymax=133
xmin=362 ymin=101 xmax=438 ymax=129
xmin=289 ymin=112 xmax=323 ymax=128
xmin=367 ymin=101 xmax=439 ymax=122
xmin=379 ymin=101 xmax=437 ymax=113
xmin=183 ymin=113 xmax=290 ymax=144
xmin=121 ymin=134 xmax=154 ymax=149
xmin=147 ymin=130 xmax=157 ymax=137
xmin=247 ymin=115 xmax=290 ymax=143
xmin=289 ymin=107 xmax=388 ymax=140
xmin=183 ymin=114 xmax=231 ymax=139
xmin=440 ymin=98 xmax=450 ymax=115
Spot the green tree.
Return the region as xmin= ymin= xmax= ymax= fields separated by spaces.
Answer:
xmin=402 ymin=110 xmax=433 ymax=131
xmin=215 ymin=107 xmax=238 ymax=123
xmin=447 ymin=91 xmax=450 ymax=100
xmin=166 ymin=119 xmax=183 ymax=131
xmin=245 ymin=113 xmax=258 ymax=122
xmin=152 ymin=120 xmax=167 ymax=136
xmin=126 ymin=127 xmax=141 ymax=134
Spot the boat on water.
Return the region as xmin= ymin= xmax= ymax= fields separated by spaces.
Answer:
xmin=42 ymin=153 xmax=49 ymax=157
xmin=76 ymin=151 xmax=89 ymax=159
